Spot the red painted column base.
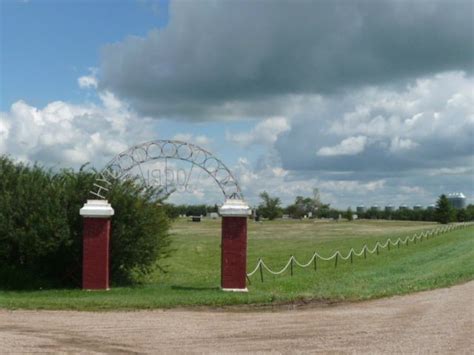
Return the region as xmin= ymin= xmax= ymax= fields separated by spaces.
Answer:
xmin=82 ymin=217 xmax=111 ymax=290
xmin=221 ymin=216 xmax=248 ymax=290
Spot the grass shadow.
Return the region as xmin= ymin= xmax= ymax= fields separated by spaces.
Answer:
xmin=171 ymin=285 xmax=220 ymax=292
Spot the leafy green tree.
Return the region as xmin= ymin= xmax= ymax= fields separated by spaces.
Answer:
xmin=286 ymin=196 xmax=315 ymax=218
xmin=435 ymin=194 xmax=455 ymax=224
xmin=258 ymin=191 xmax=282 ymax=220
xmin=316 ymin=203 xmax=332 ymax=218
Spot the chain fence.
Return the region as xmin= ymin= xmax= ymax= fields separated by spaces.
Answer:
xmin=247 ymin=222 xmax=474 ymax=282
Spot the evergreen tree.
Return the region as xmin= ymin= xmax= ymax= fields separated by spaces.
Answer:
xmin=435 ymin=194 xmax=455 ymax=224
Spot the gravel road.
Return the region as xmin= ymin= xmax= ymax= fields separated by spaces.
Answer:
xmin=1 ymin=281 xmax=473 ymax=354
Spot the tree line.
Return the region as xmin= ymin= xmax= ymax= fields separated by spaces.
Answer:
xmin=255 ymin=191 xmax=474 ymax=224
xmin=163 ymin=190 xmax=473 ymax=224
xmin=164 ymin=204 xmax=219 ymax=219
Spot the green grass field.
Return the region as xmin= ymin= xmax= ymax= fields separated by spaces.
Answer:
xmin=1 ymin=219 xmax=473 ymax=310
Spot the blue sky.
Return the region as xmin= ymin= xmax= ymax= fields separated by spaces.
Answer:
xmin=1 ymin=0 xmax=169 ymax=110
xmin=1 ymin=0 xmax=473 ymax=208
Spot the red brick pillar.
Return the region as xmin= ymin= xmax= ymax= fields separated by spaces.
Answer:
xmin=79 ymin=200 xmax=114 ymax=290
xmin=219 ymin=199 xmax=251 ymax=292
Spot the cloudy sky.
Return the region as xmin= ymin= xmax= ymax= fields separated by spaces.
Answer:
xmin=1 ymin=0 xmax=473 ymax=208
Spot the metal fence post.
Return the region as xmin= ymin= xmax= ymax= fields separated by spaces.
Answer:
xmin=259 ymin=259 xmax=264 ymax=283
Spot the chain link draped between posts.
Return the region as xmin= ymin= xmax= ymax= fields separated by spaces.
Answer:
xmin=247 ymin=222 xmax=473 ymax=281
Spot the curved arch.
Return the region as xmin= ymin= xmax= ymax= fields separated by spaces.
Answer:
xmin=90 ymin=140 xmax=244 ymax=200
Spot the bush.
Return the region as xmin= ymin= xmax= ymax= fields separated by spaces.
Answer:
xmin=0 ymin=156 xmax=172 ymax=289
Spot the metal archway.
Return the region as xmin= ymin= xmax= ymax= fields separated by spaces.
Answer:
xmin=90 ymin=140 xmax=243 ymax=201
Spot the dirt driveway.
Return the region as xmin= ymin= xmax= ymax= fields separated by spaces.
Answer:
xmin=1 ymin=281 xmax=473 ymax=354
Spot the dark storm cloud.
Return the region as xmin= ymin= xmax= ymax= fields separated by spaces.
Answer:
xmin=100 ymin=0 xmax=473 ymax=119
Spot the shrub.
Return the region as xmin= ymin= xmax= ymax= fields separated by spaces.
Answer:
xmin=0 ymin=155 xmax=172 ymax=289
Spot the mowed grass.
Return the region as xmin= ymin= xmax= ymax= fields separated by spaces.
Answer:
xmin=0 ymin=219 xmax=473 ymax=310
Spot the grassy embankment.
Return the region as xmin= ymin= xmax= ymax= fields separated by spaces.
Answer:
xmin=0 ymin=219 xmax=472 ymax=310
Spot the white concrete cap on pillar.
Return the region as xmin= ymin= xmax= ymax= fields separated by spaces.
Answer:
xmin=80 ymin=200 xmax=114 ymax=218
xmin=219 ymin=199 xmax=251 ymax=217
xmin=222 ymin=287 xmax=248 ymax=292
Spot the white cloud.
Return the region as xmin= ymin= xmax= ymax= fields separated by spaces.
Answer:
xmin=399 ymin=185 xmax=426 ymax=194
xmin=226 ymin=116 xmax=290 ymax=147
xmin=172 ymin=133 xmax=193 ymax=142
xmin=318 ymin=179 xmax=386 ymax=193
xmin=228 ymin=154 xmax=389 ymax=207
xmin=389 ymin=136 xmax=419 ymax=152
xmin=77 ymin=76 xmax=97 ymax=89
xmin=327 ymin=72 xmax=473 ymax=143
xmin=172 ymin=133 xmax=212 ymax=148
xmin=0 ymin=91 xmax=155 ymax=168
xmin=78 ymin=67 xmax=98 ymax=89
xmin=195 ymin=135 xmax=211 ymax=147
xmin=317 ymin=136 xmax=367 ymax=156
xmin=78 ymin=75 xmax=98 ymax=89
xmin=0 ymin=117 xmax=10 ymax=153
xmin=427 ymin=166 xmax=474 ymax=176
